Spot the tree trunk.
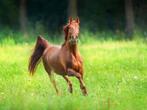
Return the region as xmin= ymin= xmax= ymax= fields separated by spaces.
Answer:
xmin=68 ymin=0 xmax=77 ymax=18
xmin=20 ymin=0 xmax=28 ymax=37
xmin=125 ymin=0 xmax=135 ymax=39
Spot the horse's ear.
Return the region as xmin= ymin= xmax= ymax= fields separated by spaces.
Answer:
xmin=69 ymin=16 xmax=73 ymax=24
xmin=63 ymin=25 xmax=68 ymax=40
xmin=76 ymin=17 xmax=80 ymax=24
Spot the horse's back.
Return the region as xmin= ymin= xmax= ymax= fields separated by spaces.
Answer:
xmin=43 ymin=44 xmax=60 ymax=61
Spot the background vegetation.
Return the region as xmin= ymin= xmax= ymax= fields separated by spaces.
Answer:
xmin=0 ymin=0 xmax=146 ymax=40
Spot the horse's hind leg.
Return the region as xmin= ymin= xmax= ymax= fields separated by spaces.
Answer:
xmin=43 ymin=61 xmax=59 ymax=95
xmin=48 ymin=73 xmax=59 ymax=95
xmin=63 ymin=76 xmax=73 ymax=93
xmin=67 ymin=69 xmax=88 ymax=96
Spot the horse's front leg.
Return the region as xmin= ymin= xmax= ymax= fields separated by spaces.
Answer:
xmin=63 ymin=76 xmax=73 ymax=93
xmin=67 ymin=68 xmax=88 ymax=96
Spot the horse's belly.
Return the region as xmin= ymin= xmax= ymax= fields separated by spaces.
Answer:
xmin=43 ymin=47 xmax=66 ymax=75
xmin=53 ymin=69 xmax=66 ymax=75
xmin=49 ymin=59 xmax=66 ymax=75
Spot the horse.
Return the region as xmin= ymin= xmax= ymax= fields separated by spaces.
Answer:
xmin=28 ymin=17 xmax=88 ymax=96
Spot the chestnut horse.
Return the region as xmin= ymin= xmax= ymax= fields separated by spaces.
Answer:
xmin=28 ymin=17 xmax=88 ymax=95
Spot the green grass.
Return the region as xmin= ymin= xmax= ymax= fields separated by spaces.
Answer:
xmin=0 ymin=39 xmax=147 ymax=110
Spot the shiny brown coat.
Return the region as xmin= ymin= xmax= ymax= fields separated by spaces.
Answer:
xmin=28 ymin=17 xmax=87 ymax=95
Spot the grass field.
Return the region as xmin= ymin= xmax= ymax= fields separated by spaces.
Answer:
xmin=0 ymin=38 xmax=147 ymax=110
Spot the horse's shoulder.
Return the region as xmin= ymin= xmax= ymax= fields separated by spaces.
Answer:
xmin=76 ymin=52 xmax=83 ymax=63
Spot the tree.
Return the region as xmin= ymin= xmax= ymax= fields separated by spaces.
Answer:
xmin=20 ymin=0 xmax=28 ymax=37
xmin=125 ymin=0 xmax=135 ymax=39
xmin=68 ymin=0 xmax=77 ymax=18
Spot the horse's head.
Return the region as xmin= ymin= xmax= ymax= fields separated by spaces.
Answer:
xmin=64 ymin=17 xmax=80 ymax=45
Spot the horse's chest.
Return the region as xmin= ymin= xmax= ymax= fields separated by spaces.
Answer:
xmin=67 ymin=55 xmax=81 ymax=71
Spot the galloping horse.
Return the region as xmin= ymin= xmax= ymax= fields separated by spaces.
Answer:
xmin=28 ymin=17 xmax=88 ymax=95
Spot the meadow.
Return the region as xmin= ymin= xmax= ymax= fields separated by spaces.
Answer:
xmin=0 ymin=34 xmax=147 ymax=110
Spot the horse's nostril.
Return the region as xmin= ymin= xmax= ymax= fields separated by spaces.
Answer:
xmin=72 ymin=36 xmax=74 ymax=39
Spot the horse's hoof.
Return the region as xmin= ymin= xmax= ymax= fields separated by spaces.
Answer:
xmin=82 ymin=89 xmax=88 ymax=96
xmin=84 ymin=92 xmax=88 ymax=96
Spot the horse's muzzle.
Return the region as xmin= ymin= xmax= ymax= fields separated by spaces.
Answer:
xmin=69 ymin=37 xmax=78 ymax=44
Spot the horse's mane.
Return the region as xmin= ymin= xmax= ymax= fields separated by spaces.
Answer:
xmin=62 ymin=23 xmax=69 ymax=47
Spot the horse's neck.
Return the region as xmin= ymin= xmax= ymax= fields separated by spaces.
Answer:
xmin=63 ymin=42 xmax=78 ymax=57
xmin=69 ymin=44 xmax=77 ymax=56
xmin=62 ymin=34 xmax=68 ymax=46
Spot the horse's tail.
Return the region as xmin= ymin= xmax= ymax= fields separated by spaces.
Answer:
xmin=28 ymin=35 xmax=48 ymax=75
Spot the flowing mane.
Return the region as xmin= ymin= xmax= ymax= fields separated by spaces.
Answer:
xmin=62 ymin=24 xmax=69 ymax=46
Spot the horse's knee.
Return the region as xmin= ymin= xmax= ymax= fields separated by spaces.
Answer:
xmin=67 ymin=69 xmax=80 ymax=78
xmin=67 ymin=69 xmax=75 ymax=76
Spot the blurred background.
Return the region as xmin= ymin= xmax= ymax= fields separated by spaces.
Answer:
xmin=0 ymin=0 xmax=147 ymax=41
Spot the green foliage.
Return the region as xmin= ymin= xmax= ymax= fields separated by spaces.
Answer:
xmin=0 ymin=38 xmax=147 ymax=110
xmin=0 ymin=0 xmax=147 ymax=32
xmin=0 ymin=0 xmax=18 ymax=27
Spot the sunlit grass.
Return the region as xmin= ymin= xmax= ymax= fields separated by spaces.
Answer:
xmin=0 ymin=39 xmax=147 ymax=110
